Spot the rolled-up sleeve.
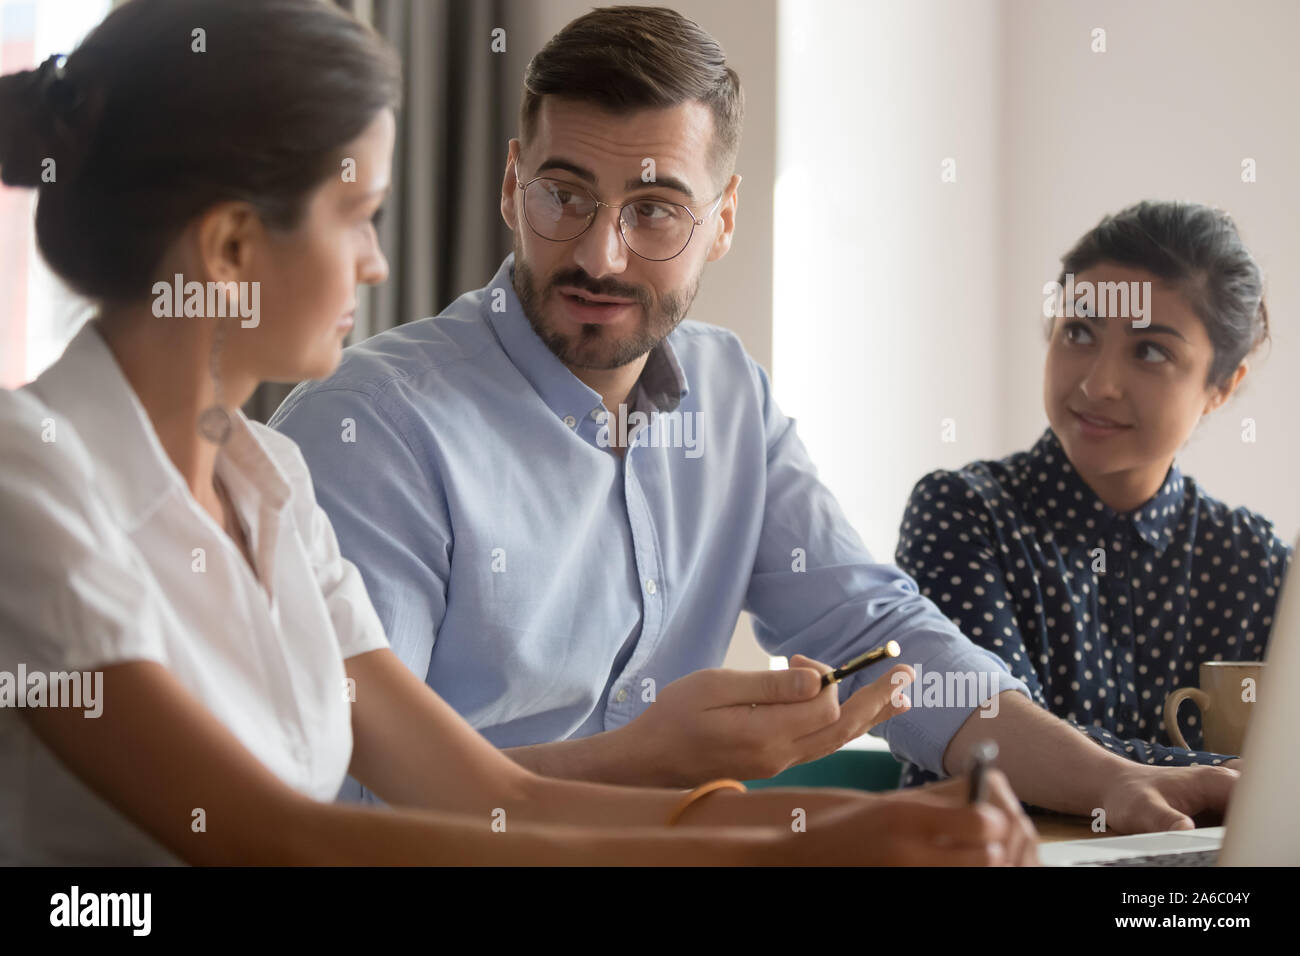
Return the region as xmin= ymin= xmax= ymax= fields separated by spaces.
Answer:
xmin=739 ymin=360 xmax=1030 ymax=775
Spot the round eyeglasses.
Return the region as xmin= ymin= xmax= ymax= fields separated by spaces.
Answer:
xmin=514 ymin=169 xmax=726 ymax=262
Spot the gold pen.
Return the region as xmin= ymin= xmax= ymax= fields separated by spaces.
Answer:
xmin=819 ymin=639 xmax=901 ymax=688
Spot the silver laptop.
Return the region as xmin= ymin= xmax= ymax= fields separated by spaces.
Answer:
xmin=1040 ymin=532 xmax=1300 ymax=867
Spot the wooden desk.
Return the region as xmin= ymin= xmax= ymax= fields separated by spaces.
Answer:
xmin=1032 ymin=813 xmax=1114 ymax=844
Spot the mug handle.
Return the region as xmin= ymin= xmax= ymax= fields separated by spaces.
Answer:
xmin=1164 ymin=687 xmax=1211 ymax=749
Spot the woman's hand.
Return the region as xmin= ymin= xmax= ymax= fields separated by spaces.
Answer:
xmin=1095 ymin=762 xmax=1240 ymax=833
xmin=782 ymin=768 xmax=1040 ymax=865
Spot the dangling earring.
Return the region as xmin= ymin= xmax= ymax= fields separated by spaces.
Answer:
xmin=197 ymin=316 xmax=232 ymax=445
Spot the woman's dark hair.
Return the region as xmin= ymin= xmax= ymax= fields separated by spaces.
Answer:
xmin=1057 ymin=200 xmax=1270 ymax=388
xmin=520 ymin=5 xmax=743 ymax=195
xmin=0 ymin=0 xmax=401 ymax=304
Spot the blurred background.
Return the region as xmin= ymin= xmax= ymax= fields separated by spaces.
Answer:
xmin=3 ymin=0 xmax=1296 ymax=675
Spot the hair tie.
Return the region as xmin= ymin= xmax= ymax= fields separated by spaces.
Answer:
xmin=3 ymin=52 xmax=105 ymax=187
xmin=34 ymin=54 xmax=83 ymax=116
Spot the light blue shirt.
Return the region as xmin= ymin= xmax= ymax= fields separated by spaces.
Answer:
xmin=271 ymin=253 xmax=1029 ymax=798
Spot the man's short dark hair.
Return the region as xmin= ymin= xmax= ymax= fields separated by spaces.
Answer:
xmin=519 ymin=5 xmax=744 ymax=195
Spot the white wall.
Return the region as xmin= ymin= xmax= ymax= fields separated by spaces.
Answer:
xmin=773 ymin=0 xmax=1004 ymax=563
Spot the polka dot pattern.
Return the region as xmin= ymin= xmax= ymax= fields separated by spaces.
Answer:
xmin=893 ymin=426 xmax=1292 ymax=788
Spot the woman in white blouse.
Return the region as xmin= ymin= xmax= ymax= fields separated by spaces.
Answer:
xmin=0 ymin=0 xmax=1036 ymax=865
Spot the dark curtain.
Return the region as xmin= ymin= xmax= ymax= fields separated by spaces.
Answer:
xmin=244 ymin=0 xmax=535 ymax=422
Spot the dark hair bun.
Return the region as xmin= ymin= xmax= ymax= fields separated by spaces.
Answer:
xmin=0 ymin=0 xmax=400 ymax=304
xmin=0 ymin=55 xmax=102 ymax=188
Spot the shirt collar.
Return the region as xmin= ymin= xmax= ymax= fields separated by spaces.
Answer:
xmin=637 ymin=334 xmax=689 ymax=413
xmin=1027 ymin=426 xmax=1185 ymax=555
xmin=27 ymin=319 xmax=291 ymax=530
xmin=481 ymin=253 xmax=690 ymax=418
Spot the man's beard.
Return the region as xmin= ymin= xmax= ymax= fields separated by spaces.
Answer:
xmin=511 ymin=234 xmax=700 ymax=371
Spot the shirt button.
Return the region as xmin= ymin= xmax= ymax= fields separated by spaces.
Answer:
xmin=590 ymin=408 xmax=606 ymax=422
xmin=645 ymin=578 xmax=657 ymax=595
xmin=615 ymin=688 xmax=629 ymax=703
xmin=562 ymin=414 xmax=577 ymax=428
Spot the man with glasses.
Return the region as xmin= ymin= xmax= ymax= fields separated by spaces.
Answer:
xmin=272 ymin=6 xmax=1238 ymax=837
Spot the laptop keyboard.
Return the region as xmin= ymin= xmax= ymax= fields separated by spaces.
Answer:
xmin=1094 ymin=849 xmax=1219 ymax=867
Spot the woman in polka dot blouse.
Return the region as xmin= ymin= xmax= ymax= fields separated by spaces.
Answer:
xmin=895 ymin=200 xmax=1292 ymax=790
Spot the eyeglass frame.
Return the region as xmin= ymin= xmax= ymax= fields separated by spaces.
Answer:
xmin=512 ymin=162 xmax=728 ymax=262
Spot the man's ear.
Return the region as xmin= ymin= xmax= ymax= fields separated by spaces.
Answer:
xmin=706 ymin=173 xmax=741 ymax=262
xmin=194 ymin=201 xmax=260 ymax=285
xmin=1204 ymin=361 xmax=1248 ymax=415
xmin=502 ymin=139 xmax=521 ymax=231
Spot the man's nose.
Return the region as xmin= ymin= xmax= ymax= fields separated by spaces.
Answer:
xmin=572 ymin=204 xmax=630 ymax=279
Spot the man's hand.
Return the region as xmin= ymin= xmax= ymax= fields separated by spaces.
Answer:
xmin=785 ymin=768 xmax=1039 ymax=865
xmin=622 ymin=655 xmax=914 ymax=787
xmin=1097 ymin=763 xmax=1241 ymax=834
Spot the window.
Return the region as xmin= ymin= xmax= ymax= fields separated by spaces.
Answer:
xmin=0 ymin=0 xmax=110 ymax=387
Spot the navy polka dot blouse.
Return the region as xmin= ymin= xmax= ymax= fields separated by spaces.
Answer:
xmin=894 ymin=426 xmax=1292 ymax=789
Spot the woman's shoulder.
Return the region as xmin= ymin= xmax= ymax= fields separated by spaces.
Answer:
xmin=241 ymin=417 xmax=353 ymax=562
xmin=245 ymin=417 xmax=312 ymax=485
xmin=1182 ymin=473 xmax=1293 ymax=569
xmin=0 ymin=388 xmax=168 ymax=670
xmin=0 ymin=388 xmax=111 ymax=528
xmin=241 ymin=417 xmax=325 ymax=523
xmin=1 ymin=386 xmax=96 ymax=477
xmin=904 ymin=440 xmax=1037 ymax=516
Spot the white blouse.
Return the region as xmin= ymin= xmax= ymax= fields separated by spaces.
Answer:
xmin=0 ymin=322 xmax=389 ymax=864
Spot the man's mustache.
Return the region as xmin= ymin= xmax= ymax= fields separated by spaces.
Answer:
xmin=550 ymin=277 xmax=648 ymax=308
